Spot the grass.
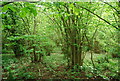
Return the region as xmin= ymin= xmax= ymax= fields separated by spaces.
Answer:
xmin=84 ymin=52 xmax=106 ymax=60
xmin=43 ymin=53 xmax=67 ymax=68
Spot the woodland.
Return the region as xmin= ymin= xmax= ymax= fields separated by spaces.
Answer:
xmin=1 ymin=1 xmax=120 ymax=80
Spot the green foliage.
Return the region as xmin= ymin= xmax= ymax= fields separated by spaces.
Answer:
xmin=2 ymin=54 xmax=35 ymax=79
xmin=83 ymin=54 xmax=119 ymax=80
xmin=43 ymin=54 xmax=66 ymax=69
xmin=2 ymin=2 xmax=120 ymax=80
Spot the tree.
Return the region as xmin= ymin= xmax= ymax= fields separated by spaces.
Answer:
xmin=41 ymin=2 xmax=96 ymax=68
xmin=2 ymin=2 xmax=37 ymax=58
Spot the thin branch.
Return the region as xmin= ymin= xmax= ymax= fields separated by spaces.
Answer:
xmin=101 ymin=1 xmax=119 ymax=13
xmin=0 ymin=1 xmax=39 ymax=7
xmin=79 ymin=5 xmax=119 ymax=30
xmin=0 ymin=2 xmax=13 ymax=7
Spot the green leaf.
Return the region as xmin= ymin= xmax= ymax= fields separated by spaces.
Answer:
xmin=7 ymin=25 xmax=11 ymax=29
xmin=8 ymin=4 xmax=16 ymax=12
xmin=30 ymin=8 xmax=37 ymax=16
xmin=2 ymin=5 xmax=8 ymax=12
xmin=19 ymin=7 xmax=29 ymax=17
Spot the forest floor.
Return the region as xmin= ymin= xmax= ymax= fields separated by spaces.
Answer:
xmin=2 ymin=53 xmax=119 ymax=79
